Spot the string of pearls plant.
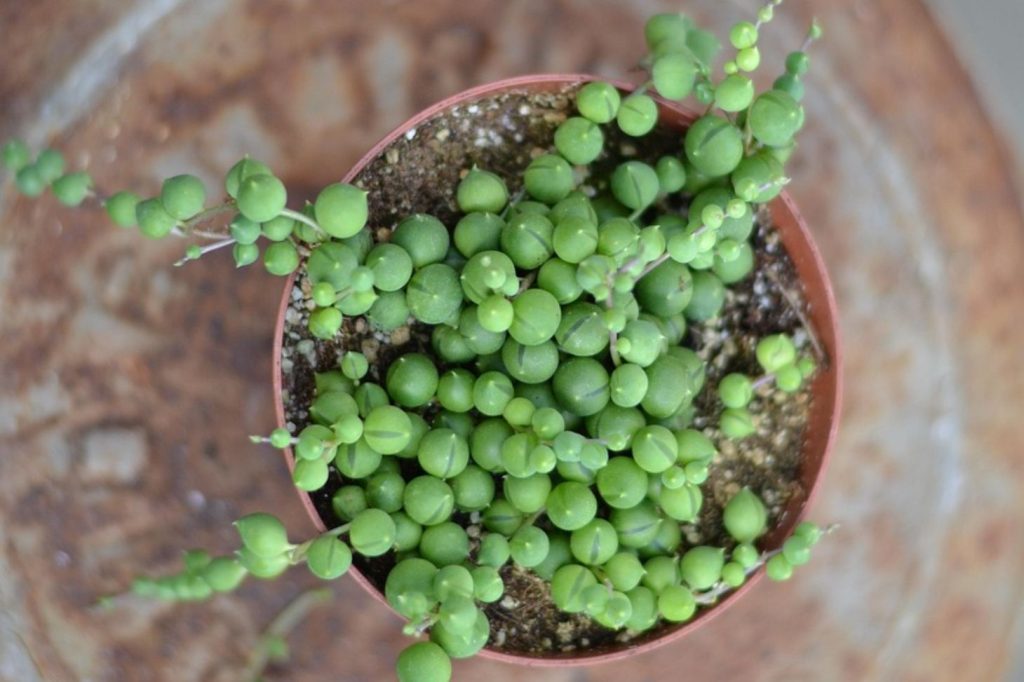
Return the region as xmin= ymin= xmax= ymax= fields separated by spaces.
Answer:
xmin=4 ymin=4 xmax=831 ymax=681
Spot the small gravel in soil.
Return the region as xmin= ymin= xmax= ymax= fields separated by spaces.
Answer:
xmin=280 ymin=84 xmax=816 ymax=657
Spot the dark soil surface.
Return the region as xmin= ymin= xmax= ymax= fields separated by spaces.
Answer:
xmin=278 ymin=83 xmax=815 ymax=657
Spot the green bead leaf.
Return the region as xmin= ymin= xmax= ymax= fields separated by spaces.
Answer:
xmin=306 ymin=536 xmax=353 ymax=580
xmin=234 ymin=513 xmax=290 ymax=558
xmin=652 ymin=53 xmax=696 ymax=101
xmin=555 ymin=117 xmax=604 ymax=166
xmin=457 ymin=169 xmax=508 ymax=214
xmin=397 ymin=642 xmax=452 ymax=682
xmin=52 ymin=171 xmax=93 ymax=207
xmin=160 ymin=174 xmax=206 ymax=221
xmin=722 ymin=488 xmax=768 ymax=542
xmin=314 ymin=183 xmax=368 ymax=239
xmin=237 ymin=174 xmax=286 ymax=223
xmin=577 ymin=82 xmax=621 ymax=124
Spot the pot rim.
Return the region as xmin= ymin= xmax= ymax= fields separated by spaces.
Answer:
xmin=271 ymin=73 xmax=843 ymax=667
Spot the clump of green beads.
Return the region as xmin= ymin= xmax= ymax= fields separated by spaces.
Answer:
xmin=259 ymin=6 xmax=824 ymax=672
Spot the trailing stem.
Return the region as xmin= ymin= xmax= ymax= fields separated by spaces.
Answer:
xmin=242 ymin=588 xmax=333 ymax=682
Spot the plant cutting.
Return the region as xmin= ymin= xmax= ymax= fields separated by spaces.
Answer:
xmin=3 ymin=2 xmax=841 ymax=679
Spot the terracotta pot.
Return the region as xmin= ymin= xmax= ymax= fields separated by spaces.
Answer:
xmin=272 ymin=74 xmax=843 ymax=666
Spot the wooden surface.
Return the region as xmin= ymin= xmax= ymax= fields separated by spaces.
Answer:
xmin=1 ymin=1 xmax=1023 ymax=681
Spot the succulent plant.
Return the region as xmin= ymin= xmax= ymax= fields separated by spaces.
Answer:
xmin=3 ymin=2 xmax=833 ymax=680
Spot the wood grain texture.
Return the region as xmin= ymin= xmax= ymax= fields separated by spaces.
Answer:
xmin=1 ymin=1 xmax=1022 ymax=681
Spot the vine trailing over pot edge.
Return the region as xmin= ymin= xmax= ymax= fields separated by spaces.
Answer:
xmin=3 ymin=3 xmax=833 ymax=681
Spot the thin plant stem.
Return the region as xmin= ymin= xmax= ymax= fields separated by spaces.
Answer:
xmin=182 ymin=203 xmax=235 ymax=231
xmin=753 ymin=0 xmax=782 ymax=30
xmin=761 ymin=178 xmax=790 ymax=193
xmin=616 ymin=254 xmax=642 ymax=276
xmin=743 ymin=114 xmax=755 ymax=152
xmin=636 ymin=252 xmax=670 ymax=280
xmin=410 ymin=613 xmax=440 ymax=636
xmin=517 ymin=508 xmax=547 ymax=532
xmin=193 ymin=227 xmax=230 ymax=240
xmin=801 ymin=20 xmax=821 ymax=52
xmin=84 ymin=188 xmax=109 ymax=204
xmin=693 ymin=523 xmax=838 ymax=606
xmin=134 ymin=192 xmax=235 ymax=240
xmin=90 ymin=591 xmax=135 ymax=612
xmin=249 ymin=434 xmax=298 ymax=446
xmin=334 ymin=288 xmax=354 ymax=305
xmin=171 ymin=225 xmax=229 ymax=241
xmin=242 ymin=588 xmax=333 ymax=682
xmin=609 ymin=328 xmax=621 ymax=366
xmin=174 ymin=238 xmax=236 ymax=267
xmin=279 ymin=208 xmax=328 ymax=240
xmin=514 ymin=271 xmax=536 ymax=297
xmin=501 ymin=188 xmax=527 ymax=219
xmin=288 ymin=523 xmax=351 ymax=564
xmin=763 ymin=267 xmax=826 ymax=366
xmin=324 ymin=523 xmax=351 ymax=538
xmin=604 ymin=285 xmax=621 ymax=366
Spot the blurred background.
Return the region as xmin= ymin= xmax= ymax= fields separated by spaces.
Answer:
xmin=1 ymin=1 xmax=1022 ymax=681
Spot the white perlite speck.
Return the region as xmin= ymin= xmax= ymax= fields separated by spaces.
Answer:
xmin=81 ymin=427 xmax=148 ymax=484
